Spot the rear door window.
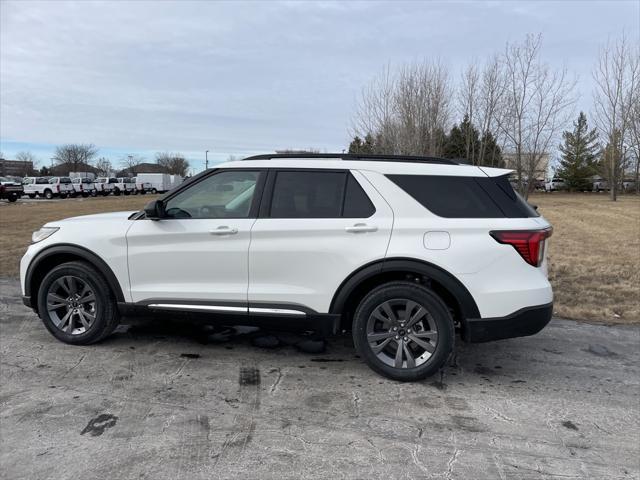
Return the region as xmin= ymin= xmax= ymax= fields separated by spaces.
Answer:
xmin=343 ymin=174 xmax=376 ymax=218
xmin=269 ymin=171 xmax=346 ymax=218
xmin=267 ymin=171 xmax=376 ymax=219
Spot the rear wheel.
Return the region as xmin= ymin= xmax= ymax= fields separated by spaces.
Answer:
xmin=352 ymin=281 xmax=454 ymax=382
xmin=28 ymin=193 xmax=36 ymax=199
xmin=7 ymin=194 xmax=18 ymax=202
xmin=37 ymin=261 xmax=120 ymax=345
xmin=44 ymin=189 xmax=53 ymax=199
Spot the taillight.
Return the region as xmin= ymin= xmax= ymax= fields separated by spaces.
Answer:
xmin=56 ymin=185 xmax=60 ymax=193
xmin=490 ymin=227 xmax=553 ymax=267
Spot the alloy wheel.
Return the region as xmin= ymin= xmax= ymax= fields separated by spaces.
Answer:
xmin=46 ymin=275 xmax=98 ymax=335
xmin=366 ymin=298 xmax=438 ymax=369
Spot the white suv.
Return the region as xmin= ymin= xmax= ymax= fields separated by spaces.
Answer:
xmin=20 ymin=154 xmax=553 ymax=381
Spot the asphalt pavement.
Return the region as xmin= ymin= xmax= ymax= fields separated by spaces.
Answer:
xmin=1 ymin=277 xmax=638 ymax=479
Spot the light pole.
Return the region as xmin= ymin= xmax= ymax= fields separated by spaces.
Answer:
xmin=205 ymin=150 xmax=209 ymax=170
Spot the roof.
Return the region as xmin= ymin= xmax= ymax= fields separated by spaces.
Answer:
xmin=217 ymin=153 xmax=511 ymax=178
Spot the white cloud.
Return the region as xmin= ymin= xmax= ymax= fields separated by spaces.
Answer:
xmin=1 ymin=0 xmax=638 ymax=158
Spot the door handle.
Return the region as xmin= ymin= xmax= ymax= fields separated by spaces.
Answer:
xmin=345 ymin=223 xmax=378 ymax=233
xmin=210 ymin=226 xmax=238 ymax=236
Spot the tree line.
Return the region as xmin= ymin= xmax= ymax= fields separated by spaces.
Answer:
xmin=3 ymin=145 xmax=191 ymax=177
xmin=349 ymin=33 xmax=639 ymax=200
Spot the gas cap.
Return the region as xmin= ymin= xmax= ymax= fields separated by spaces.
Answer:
xmin=423 ymin=231 xmax=451 ymax=250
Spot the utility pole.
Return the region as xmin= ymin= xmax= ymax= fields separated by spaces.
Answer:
xmin=205 ymin=150 xmax=209 ymax=170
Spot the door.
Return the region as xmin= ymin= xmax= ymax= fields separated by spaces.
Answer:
xmin=248 ymin=169 xmax=393 ymax=313
xmin=126 ymin=169 xmax=264 ymax=304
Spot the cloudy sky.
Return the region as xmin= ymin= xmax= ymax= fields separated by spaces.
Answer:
xmin=1 ymin=0 xmax=638 ymax=172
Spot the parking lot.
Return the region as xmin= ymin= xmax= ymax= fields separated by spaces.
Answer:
xmin=1 ymin=277 xmax=638 ymax=479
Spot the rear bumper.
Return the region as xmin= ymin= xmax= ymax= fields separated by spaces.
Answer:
xmin=462 ymin=302 xmax=553 ymax=343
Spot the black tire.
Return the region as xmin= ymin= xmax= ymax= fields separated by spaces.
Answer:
xmin=28 ymin=194 xmax=36 ymax=199
xmin=151 ymin=188 xmax=158 ymax=194
xmin=8 ymin=194 xmax=18 ymax=202
xmin=113 ymin=188 xmax=121 ymax=196
xmin=36 ymin=261 xmax=120 ymax=345
xmin=102 ymin=191 xmax=109 ymax=196
xmin=60 ymin=193 xmax=68 ymax=199
xmin=352 ymin=281 xmax=454 ymax=382
xmin=44 ymin=189 xmax=53 ymax=200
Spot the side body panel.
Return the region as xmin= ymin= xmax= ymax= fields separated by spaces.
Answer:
xmin=248 ymin=170 xmax=393 ymax=312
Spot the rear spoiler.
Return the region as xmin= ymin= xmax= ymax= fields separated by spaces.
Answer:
xmin=478 ymin=166 xmax=514 ymax=177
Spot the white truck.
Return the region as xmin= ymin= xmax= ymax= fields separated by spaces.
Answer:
xmin=23 ymin=176 xmax=74 ymax=199
xmin=115 ymin=178 xmax=136 ymax=195
xmin=94 ymin=177 xmax=116 ymax=196
xmin=136 ymin=173 xmax=173 ymax=194
xmin=132 ymin=176 xmax=152 ymax=194
xmin=71 ymin=177 xmax=97 ymax=197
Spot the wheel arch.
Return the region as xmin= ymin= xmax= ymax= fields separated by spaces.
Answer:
xmin=330 ymin=257 xmax=480 ymax=329
xmin=25 ymin=244 xmax=125 ymax=312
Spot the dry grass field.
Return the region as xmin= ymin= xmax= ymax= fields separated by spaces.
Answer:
xmin=1 ymin=193 xmax=638 ymax=324
xmin=532 ymin=193 xmax=640 ymax=324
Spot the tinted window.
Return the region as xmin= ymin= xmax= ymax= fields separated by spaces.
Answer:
xmin=388 ymin=175 xmax=504 ymax=218
xmin=164 ymin=170 xmax=260 ymax=219
xmin=388 ymin=174 xmax=539 ymax=218
xmin=343 ymin=174 xmax=375 ymax=217
xmin=270 ymin=171 xmax=346 ymax=218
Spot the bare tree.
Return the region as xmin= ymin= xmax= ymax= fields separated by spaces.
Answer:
xmin=352 ymin=65 xmax=398 ymax=154
xmin=629 ymin=91 xmax=640 ymax=193
xmin=458 ymin=62 xmax=480 ymax=163
xmin=496 ymin=34 xmax=576 ymax=198
xmin=121 ymin=154 xmax=144 ymax=176
xmin=593 ymin=34 xmax=640 ymax=199
xmin=52 ymin=144 xmax=98 ymax=172
xmin=352 ymin=60 xmax=452 ymax=156
xmin=15 ymin=151 xmax=38 ymax=175
xmin=476 ymin=55 xmax=507 ymax=166
xmin=156 ymin=152 xmax=190 ymax=176
xmin=94 ymin=157 xmax=113 ymax=177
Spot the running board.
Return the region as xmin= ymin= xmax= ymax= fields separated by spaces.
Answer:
xmin=146 ymin=303 xmax=307 ymax=316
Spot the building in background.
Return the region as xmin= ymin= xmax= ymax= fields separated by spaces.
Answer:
xmin=115 ymin=162 xmax=170 ymax=177
xmin=502 ymin=152 xmax=551 ymax=180
xmin=0 ymin=158 xmax=35 ymax=177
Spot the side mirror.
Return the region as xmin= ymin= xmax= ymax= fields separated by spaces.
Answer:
xmin=144 ymin=199 xmax=165 ymax=220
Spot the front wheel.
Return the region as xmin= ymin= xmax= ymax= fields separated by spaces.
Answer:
xmin=7 ymin=194 xmax=18 ymax=202
xmin=37 ymin=261 xmax=120 ymax=345
xmin=352 ymin=281 xmax=454 ymax=382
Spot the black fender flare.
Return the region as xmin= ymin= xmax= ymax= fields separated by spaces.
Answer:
xmin=25 ymin=244 xmax=126 ymax=304
xmin=329 ymin=257 xmax=480 ymax=319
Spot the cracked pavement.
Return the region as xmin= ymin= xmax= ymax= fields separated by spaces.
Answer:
xmin=1 ymin=277 xmax=639 ymax=479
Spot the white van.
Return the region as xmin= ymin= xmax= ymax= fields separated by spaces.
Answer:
xmin=136 ymin=173 xmax=172 ymax=194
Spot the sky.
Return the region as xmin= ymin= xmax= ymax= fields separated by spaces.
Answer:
xmin=1 ymin=0 xmax=639 ymax=173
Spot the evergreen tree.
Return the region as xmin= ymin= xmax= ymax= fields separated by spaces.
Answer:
xmin=556 ymin=112 xmax=600 ymax=191
xmin=442 ymin=124 xmax=466 ymax=160
xmin=442 ymin=115 xmax=502 ymax=167
xmin=348 ymin=134 xmax=377 ymax=154
xmin=479 ymin=131 xmax=504 ymax=168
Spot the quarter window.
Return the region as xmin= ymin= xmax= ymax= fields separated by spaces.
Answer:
xmin=164 ymin=170 xmax=260 ymax=219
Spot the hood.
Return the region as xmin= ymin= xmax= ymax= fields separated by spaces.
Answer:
xmin=45 ymin=210 xmax=138 ymax=226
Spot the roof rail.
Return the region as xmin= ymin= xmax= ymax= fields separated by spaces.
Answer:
xmin=242 ymin=153 xmax=458 ymax=165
